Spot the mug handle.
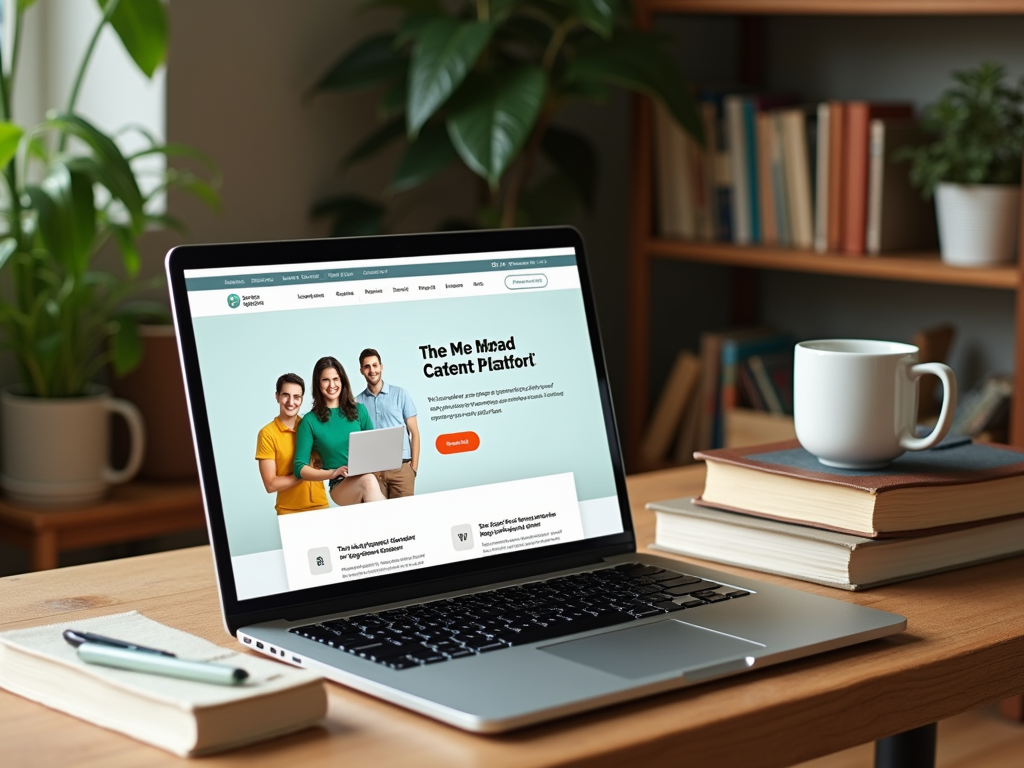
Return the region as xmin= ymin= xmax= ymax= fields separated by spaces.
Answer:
xmin=899 ymin=362 xmax=958 ymax=452
xmin=105 ymin=397 xmax=147 ymax=484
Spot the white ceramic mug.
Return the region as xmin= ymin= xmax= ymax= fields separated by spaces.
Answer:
xmin=793 ymin=339 xmax=957 ymax=469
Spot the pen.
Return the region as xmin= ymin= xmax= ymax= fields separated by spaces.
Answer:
xmin=63 ymin=629 xmax=176 ymax=657
xmin=76 ymin=643 xmax=250 ymax=686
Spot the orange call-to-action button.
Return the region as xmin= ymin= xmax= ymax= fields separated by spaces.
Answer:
xmin=436 ymin=431 xmax=480 ymax=455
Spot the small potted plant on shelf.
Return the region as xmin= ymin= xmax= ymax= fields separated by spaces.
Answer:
xmin=309 ymin=0 xmax=702 ymax=234
xmin=900 ymin=62 xmax=1024 ymax=267
xmin=0 ymin=0 xmax=219 ymax=505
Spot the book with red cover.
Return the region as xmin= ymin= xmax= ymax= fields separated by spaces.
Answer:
xmin=841 ymin=101 xmax=913 ymax=256
xmin=694 ymin=438 xmax=1024 ymax=537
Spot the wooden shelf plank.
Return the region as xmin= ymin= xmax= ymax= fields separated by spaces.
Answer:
xmin=641 ymin=0 xmax=1024 ymax=15
xmin=645 ymin=239 xmax=1020 ymax=289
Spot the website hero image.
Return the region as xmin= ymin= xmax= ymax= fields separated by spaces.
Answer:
xmin=187 ymin=252 xmax=622 ymax=599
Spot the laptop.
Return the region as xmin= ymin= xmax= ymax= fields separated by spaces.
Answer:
xmin=347 ymin=426 xmax=404 ymax=476
xmin=166 ymin=226 xmax=906 ymax=733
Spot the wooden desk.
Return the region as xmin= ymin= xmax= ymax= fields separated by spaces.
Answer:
xmin=0 ymin=481 xmax=205 ymax=571
xmin=2 ymin=465 xmax=1023 ymax=767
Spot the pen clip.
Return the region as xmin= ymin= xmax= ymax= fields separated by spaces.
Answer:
xmin=63 ymin=629 xmax=176 ymax=657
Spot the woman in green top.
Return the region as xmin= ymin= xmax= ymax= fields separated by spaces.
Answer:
xmin=294 ymin=356 xmax=385 ymax=506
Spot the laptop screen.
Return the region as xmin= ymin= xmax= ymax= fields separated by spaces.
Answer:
xmin=174 ymin=231 xmax=630 ymax=605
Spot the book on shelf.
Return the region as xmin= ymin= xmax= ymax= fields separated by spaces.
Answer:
xmin=724 ymin=93 xmax=798 ymax=245
xmin=755 ymin=111 xmax=778 ymax=245
xmin=697 ymin=327 xmax=786 ymax=450
xmin=825 ymin=100 xmax=846 ymax=253
xmin=653 ymin=102 xmax=696 ymax=240
xmin=813 ymin=101 xmax=831 ymax=253
xmin=842 ymin=101 xmax=914 ymax=255
xmin=718 ymin=331 xmax=791 ymax=421
xmin=0 ymin=611 xmax=327 ymax=757
xmin=866 ymin=118 xmax=937 ymax=254
xmin=769 ymin=112 xmax=792 ymax=246
xmin=640 ymin=350 xmax=702 ymax=465
xmin=648 ymin=496 xmax=1024 ymax=591
xmin=951 ymin=374 xmax=1014 ymax=439
xmin=779 ymin=106 xmax=816 ymax=250
xmin=700 ymin=92 xmax=732 ymax=242
xmin=746 ymin=350 xmax=794 ymax=415
xmin=693 ymin=438 xmax=1024 ymax=537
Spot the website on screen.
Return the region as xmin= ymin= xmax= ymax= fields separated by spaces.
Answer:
xmin=184 ymin=248 xmax=622 ymax=599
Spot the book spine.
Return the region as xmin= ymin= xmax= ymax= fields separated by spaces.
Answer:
xmin=756 ymin=112 xmax=777 ymax=246
xmin=782 ymin=109 xmax=814 ymax=250
xmin=826 ymin=101 xmax=845 ymax=253
xmin=814 ymin=102 xmax=830 ymax=253
xmin=842 ymin=101 xmax=871 ymax=256
xmin=742 ymin=99 xmax=761 ymax=243
xmin=725 ymin=96 xmax=751 ymax=244
xmin=866 ymin=118 xmax=885 ymax=255
xmin=770 ymin=112 xmax=791 ymax=247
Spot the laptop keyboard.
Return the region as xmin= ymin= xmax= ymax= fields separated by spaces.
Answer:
xmin=289 ymin=563 xmax=750 ymax=670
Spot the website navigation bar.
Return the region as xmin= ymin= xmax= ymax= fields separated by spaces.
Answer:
xmin=186 ymin=253 xmax=580 ymax=317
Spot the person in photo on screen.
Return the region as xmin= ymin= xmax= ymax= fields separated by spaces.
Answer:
xmin=255 ymin=373 xmax=329 ymax=514
xmin=294 ymin=356 xmax=385 ymax=506
xmin=355 ymin=348 xmax=420 ymax=498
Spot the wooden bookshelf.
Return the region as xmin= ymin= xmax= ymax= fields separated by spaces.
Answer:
xmin=626 ymin=0 xmax=1024 ymax=471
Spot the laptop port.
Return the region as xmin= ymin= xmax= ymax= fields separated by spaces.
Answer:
xmin=269 ymin=647 xmax=276 ymax=654
xmin=242 ymin=636 xmax=251 ymax=644
xmin=256 ymin=641 xmax=264 ymax=649
xmin=292 ymin=656 xmax=301 ymax=663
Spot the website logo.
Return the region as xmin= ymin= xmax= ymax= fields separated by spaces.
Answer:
xmin=227 ymin=293 xmax=241 ymax=309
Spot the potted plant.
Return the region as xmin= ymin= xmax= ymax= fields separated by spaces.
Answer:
xmin=900 ymin=62 xmax=1024 ymax=266
xmin=309 ymin=0 xmax=701 ymax=234
xmin=0 ymin=0 xmax=218 ymax=504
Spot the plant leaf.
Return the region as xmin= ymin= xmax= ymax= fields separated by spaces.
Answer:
xmin=344 ymin=116 xmax=406 ymax=168
xmin=565 ymin=29 xmax=703 ymax=145
xmin=540 ymin=125 xmax=596 ymax=211
xmin=407 ymin=18 xmax=495 ymax=137
xmin=311 ymin=195 xmax=386 ymax=237
xmin=45 ymin=112 xmax=145 ymax=232
xmin=0 ymin=237 xmax=17 ymax=272
xmin=111 ymin=313 xmax=142 ymax=376
xmin=446 ymin=66 xmax=546 ymax=186
xmin=96 ymin=0 xmax=168 ymax=78
xmin=314 ymin=34 xmax=407 ymax=92
xmin=0 ymin=122 xmax=23 ymax=171
xmin=391 ymin=122 xmax=458 ymax=192
xmin=26 ymin=164 xmax=96 ymax=276
xmin=108 ymin=223 xmax=141 ymax=277
xmin=573 ymin=0 xmax=620 ymax=38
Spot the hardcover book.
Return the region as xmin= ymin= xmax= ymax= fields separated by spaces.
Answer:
xmin=693 ymin=439 xmax=1024 ymax=537
xmin=649 ymin=497 xmax=1024 ymax=590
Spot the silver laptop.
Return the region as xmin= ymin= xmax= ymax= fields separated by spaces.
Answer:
xmin=166 ymin=227 xmax=905 ymax=732
xmin=347 ymin=425 xmax=404 ymax=476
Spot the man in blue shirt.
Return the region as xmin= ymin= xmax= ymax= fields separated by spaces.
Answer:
xmin=354 ymin=348 xmax=420 ymax=498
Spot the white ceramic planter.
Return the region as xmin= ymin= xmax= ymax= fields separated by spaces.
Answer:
xmin=935 ymin=182 xmax=1020 ymax=266
xmin=0 ymin=385 xmax=146 ymax=505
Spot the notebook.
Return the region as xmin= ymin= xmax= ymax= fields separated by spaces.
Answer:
xmin=165 ymin=226 xmax=905 ymax=732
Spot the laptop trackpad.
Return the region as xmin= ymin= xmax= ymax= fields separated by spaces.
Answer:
xmin=539 ymin=619 xmax=765 ymax=679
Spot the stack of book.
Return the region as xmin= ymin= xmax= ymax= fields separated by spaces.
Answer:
xmin=653 ymin=93 xmax=937 ymax=256
xmin=648 ymin=438 xmax=1024 ymax=590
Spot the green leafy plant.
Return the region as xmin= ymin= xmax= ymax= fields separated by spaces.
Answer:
xmin=0 ymin=0 xmax=219 ymax=398
xmin=311 ymin=0 xmax=700 ymax=234
xmin=901 ymin=62 xmax=1024 ymax=199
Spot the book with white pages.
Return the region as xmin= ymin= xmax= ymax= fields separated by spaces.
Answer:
xmin=648 ymin=497 xmax=1024 ymax=591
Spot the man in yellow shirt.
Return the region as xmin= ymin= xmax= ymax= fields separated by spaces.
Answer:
xmin=255 ymin=373 xmax=329 ymax=514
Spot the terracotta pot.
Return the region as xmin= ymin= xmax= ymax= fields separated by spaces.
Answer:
xmin=1 ymin=385 xmax=145 ymax=505
xmin=111 ymin=325 xmax=198 ymax=481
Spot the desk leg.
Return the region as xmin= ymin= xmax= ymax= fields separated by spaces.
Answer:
xmin=874 ymin=722 xmax=936 ymax=768
xmin=31 ymin=530 xmax=58 ymax=571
